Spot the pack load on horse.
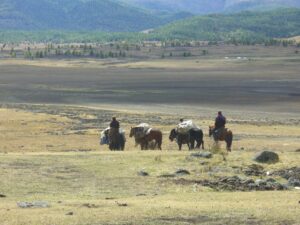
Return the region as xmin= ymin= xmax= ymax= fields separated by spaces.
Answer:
xmin=130 ymin=123 xmax=162 ymax=150
xmin=100 ymin=117 xmax=126 ymax=151
xmin=169 ymin=120 xmax=204 ymax=150
xmin=100 ymin=127 xmax=126 ymax=151
xmin=177 ymin=120 xmax=199 ymax=134
xmin=209 ymin=111 xmax=233 ymax=152
xmin=134 ymin=123 xmax=151 ymax=139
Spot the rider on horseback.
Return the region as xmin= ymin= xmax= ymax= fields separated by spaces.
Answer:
xmin=110 ymin=117 xmax=120 ymax=130
xmin=214 ymin=111 xmax=226 ymax=138
xmin=109 ymin=117 xmax=120 ymax=148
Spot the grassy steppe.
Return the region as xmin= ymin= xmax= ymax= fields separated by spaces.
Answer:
xmin=0 ymin=45 xmax=299 ymax=224
xmin=0 ymin=106 xmax=299 ymax=225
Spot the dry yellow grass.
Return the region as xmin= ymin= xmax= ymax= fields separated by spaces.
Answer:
xmin=0 ymin=106 xmax=299 ymax=225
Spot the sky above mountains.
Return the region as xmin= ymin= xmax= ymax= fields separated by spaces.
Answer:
xmin=121 ymin=0 xmax=300 ymax=14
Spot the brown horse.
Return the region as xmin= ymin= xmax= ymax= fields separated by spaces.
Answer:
xmin=209 ymin=126 xmax=233 ymax=152
xmin=130 ymin=127 xmax=162 ymax=150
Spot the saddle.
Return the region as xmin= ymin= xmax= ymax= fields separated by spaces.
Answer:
xmin=214 ymin=127 xmax=227 ymax=140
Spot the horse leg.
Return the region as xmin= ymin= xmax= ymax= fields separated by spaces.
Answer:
xmin=202 ymin=140 xmax=204 ymax=150
xmin=158 ymin=140 xmax=162 ymax=150
xmin=190 ymin=139 xmax=195 ymax=150
xmin=178 ymin=143 xmax=182 ymax=151
xmin=187 ymin=142 xmax=191 ymax=150
xmin=225 ymin=133 xmax=233 ymax=152
xmin=195 ymin=139 xmax=200 ymax=149
xmin=158 ymin=135 xmax=162 ymax=150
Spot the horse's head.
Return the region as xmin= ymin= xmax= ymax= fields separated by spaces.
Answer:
xmin=209 ymin=126 xmax=215 ymax=137
xmin=169 ymin=128 xmax=177 ymax=141
xmin=129 ymin=127 xmax=135 ymax=137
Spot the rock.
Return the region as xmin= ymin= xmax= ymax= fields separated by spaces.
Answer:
xmin=241 ymin=178 xmax=255 ymax=185
xmin=288 ymin=177 xmax=300 ymax=187
xmin=247 ymin=183 xmax=258 ymax=190
xmin=295 ymin=149 xmax=300 ymax=152
xmin=255 ymin=179 xmax=267 ymax=186
xmin=254 ymin=151 xmax=279 ymax=163
xmin=0 ymin=194 xmax=6 ymax=198
xmin=136 ymin=193 xmax=147 ymax=196
xmin=66 ymin=212 xmax=74 ymax=216
xmin=266 ymin=178 xmax=276 ymax=183
xmin=175 ymin=169 xmax=190 ymax=176
xmin=158 ymin=173 xmax=176 ymax=178
xmin=273 ymin=167 xmax=300 ymax=186
xmin=17 ymin=201 xmax=50 ymax=208
xmin=138 ymin=170 xmax=149 ymax=177
xmin=115 ymin=201 xmax=128 ymax=207
xmin=81 ymin=203 xmax=99 ymax=208
xmin=194 ymin=176 xmax=286 ymax=191
xmin=243 ymin=164 xmax=264 ymax=176
xmin=190 ymin=152 xmax=212 ymax=159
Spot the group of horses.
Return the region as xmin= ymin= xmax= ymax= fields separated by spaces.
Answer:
xmin=108 ymin=125 xmax=233 ymax=152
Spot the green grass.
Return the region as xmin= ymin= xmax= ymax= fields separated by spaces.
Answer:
xmin=0 ymin=151 xmax=299 ymax=225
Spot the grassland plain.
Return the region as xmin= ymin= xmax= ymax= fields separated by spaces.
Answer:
xmin=0 ymin=46 xmax=300 ymax=112
xmin=0 ymin=104 xmax=299 ymax=225
xmin=0 ymin=45 xmax=299 ymax=224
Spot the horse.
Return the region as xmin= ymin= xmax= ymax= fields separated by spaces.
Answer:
xmin=209 ymin=126 xmax=232 ymax=152
xmin=169 ymin=128 xmax=204 ymax=151
xmin=101 ymin=128 xmax=125 ymax=151
xmin=130 ymin=127 xmax=162 ymax=150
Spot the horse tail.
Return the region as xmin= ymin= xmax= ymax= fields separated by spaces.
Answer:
xmin=226 ymin=130 xmax=233 ymax=152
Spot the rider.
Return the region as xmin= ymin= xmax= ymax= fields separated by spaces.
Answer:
xmin=109 ymin=117 xmax=120 ymax=144
xmin=179 ymin=118 xmax=184 ymax=123
xmin=110 ymin=117 xmax=120 ymax=130
xmin=214 ymin=111 xmax=226 ymax=137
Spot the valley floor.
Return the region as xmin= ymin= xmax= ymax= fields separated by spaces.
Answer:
xmin=0 ymin=104 xmax=299 ymax=225
xmin=0 ymin=46 xmax=299 ymax=224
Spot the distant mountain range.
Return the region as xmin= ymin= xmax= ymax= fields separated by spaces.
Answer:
xmin=0 ymin=0 xmax=190 ymax=31
xmin=121 ymin=0 xmax=300 ymax=14
xmin=1 ymin=0 xmax=300 ymax=32
xmin=120 ymin=0 xmax=225 ymax=14
xmin=0 ymin=0 xmax=300 ymax=43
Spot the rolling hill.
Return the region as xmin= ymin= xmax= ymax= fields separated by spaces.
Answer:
xmin=0 ymin=0 xmax=190 ymax=32
xmin=152 ymin=8 xmax=300 ymax=42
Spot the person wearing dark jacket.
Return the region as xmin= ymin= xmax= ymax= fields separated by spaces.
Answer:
xmin=215 ymin=111 xmax=226 ymax=129
xmin=110 ymin=117 xmax=120 ymax=129
xmin=213 ymin=111 xmax=226 ymax=138
xmin=109 ymin=117 xmax=120 ymax=149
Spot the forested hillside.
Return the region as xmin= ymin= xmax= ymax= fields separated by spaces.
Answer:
xmin=0 ymin=7 xmax=299 ymax=43
xmin=0 ymin=0 xmax=188 ymax=31
xmin=152 ymin=8 xmax=300 ymax=43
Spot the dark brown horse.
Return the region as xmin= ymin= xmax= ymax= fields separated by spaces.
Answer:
xmin=209 ymin=126 xmax=233 ymax=152
xmin=169 ymin=128 xmax=204 ymax=150
xmin=130 ymin=127 xmax=162 ymax=150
